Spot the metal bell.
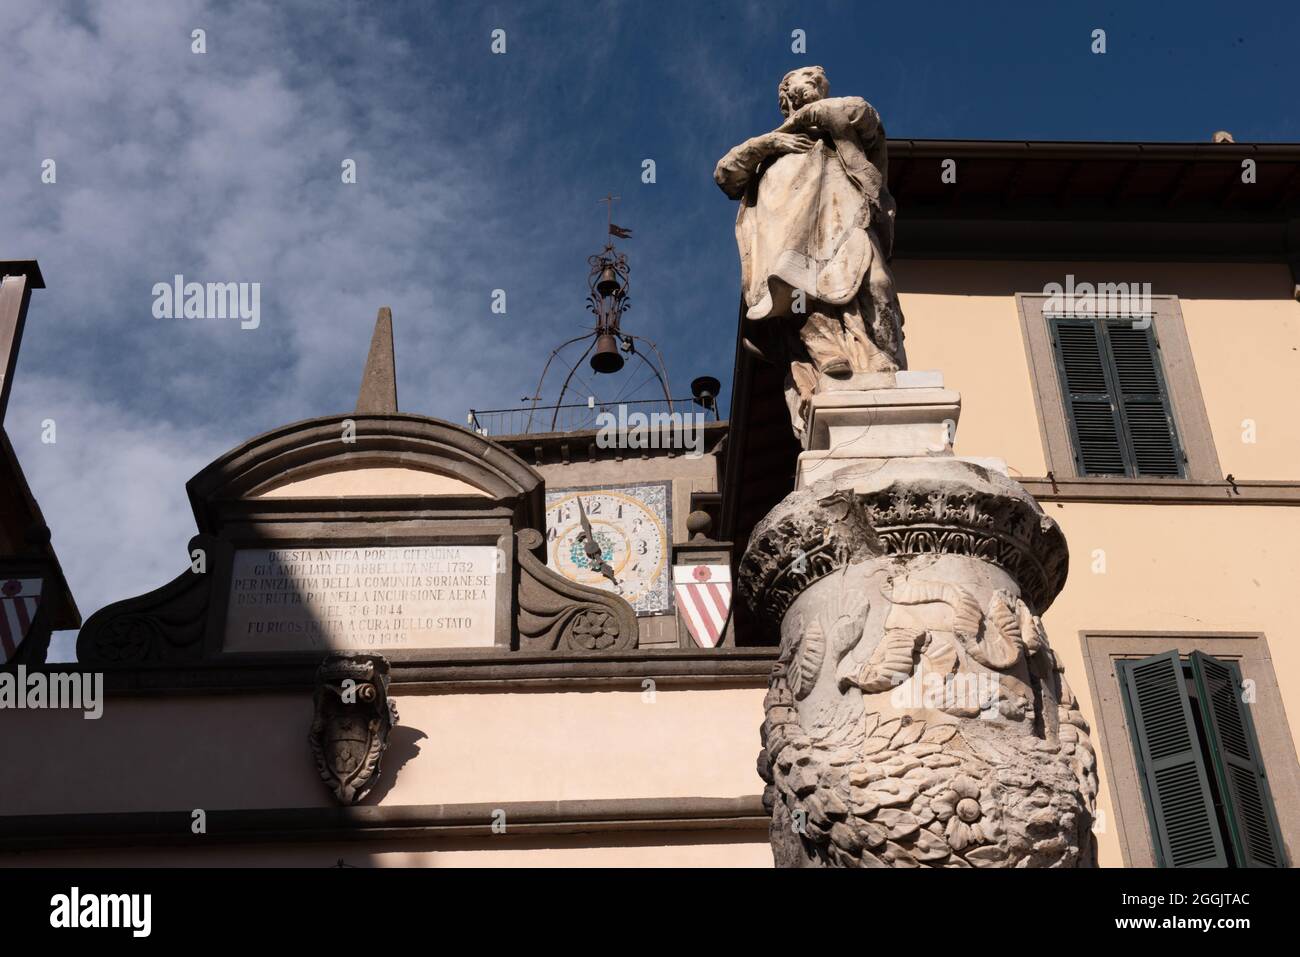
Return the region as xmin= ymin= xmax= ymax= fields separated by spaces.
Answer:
xmin=590 ymin=333 xmax=625 ymax=373
xmin=595 ymin=264 xmax=620 ymax=297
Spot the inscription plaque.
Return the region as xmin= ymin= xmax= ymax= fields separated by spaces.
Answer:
xmin=223 ymin=545 xmax=498 ymax=652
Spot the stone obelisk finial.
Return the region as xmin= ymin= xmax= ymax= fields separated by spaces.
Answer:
xmin=356 ymin=306 xmax=398 ymax=413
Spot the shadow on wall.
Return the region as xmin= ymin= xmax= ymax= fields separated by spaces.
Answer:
xmin=361 ymin=724 xmax=428 ymax=805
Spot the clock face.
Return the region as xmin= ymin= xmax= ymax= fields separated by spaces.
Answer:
xmin=545 ymin=482 xmax=673 ymax=615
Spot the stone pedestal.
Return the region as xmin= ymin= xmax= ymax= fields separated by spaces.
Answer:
xmin=740 ymin=436 xmax=1098 ymax=869
xmin=794 ymin=372 xmax=1006 ymax=488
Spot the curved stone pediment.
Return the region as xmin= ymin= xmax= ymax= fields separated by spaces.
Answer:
xmin=76 ymin=412 xmax=647 ymax=668
xmin=185 ymin=413 xmax=545 ymax=532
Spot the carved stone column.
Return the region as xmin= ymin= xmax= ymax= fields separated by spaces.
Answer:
xmin=738 ymin=457 xmax=1098 ymax=867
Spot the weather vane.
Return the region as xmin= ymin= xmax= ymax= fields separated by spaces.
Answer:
xmin=600 ymin=193 xmax=632 ymax=243
xmin=519 ymin=197 xmax=674 ymax=431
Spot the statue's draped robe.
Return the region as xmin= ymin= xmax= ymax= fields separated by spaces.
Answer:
xmin=715 ymin=96 xmax=896 ymax=327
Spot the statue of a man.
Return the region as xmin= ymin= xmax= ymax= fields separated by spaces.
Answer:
xmin=715 ymin=66 xmax=907 ymax=435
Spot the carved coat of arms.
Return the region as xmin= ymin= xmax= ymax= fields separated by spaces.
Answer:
xmin=309 ymin=654 xmax=399 ymax=805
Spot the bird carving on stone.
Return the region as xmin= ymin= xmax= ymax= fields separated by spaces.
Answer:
xmin=758 ymin=571 xmax=1098 ymax=868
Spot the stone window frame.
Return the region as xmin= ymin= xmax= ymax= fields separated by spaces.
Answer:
xmin=1016 ymin=294 xmax=1222 ymax=482
xmin=1079 ymin=631 xmax=1300 ymax=867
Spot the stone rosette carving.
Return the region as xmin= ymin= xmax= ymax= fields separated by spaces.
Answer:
xmin=515 ymin=528 xmax=639 ymax=651
xmin=309 ymin=653 xmax=399 ymax=805
xmin=741 ymin=459 xmax=1097 ymax=867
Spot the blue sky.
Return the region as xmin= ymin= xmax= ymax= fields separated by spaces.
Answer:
xmin=2 ymin=0 xmax=1297 ymax=654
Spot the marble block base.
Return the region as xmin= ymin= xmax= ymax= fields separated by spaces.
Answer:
xmin=798 ymin=451 xmax=1008 ymax=487
xmin=794 ymin=372 xmax=998 ymax=488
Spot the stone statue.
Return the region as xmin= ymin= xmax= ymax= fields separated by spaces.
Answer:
xmin=722 ymin=68 xmax=1097 ymax=869
xmin=715 ymin=66 xmax=907 ymax=436
xmin=738 ymin=459 xmax=1098 ymax=867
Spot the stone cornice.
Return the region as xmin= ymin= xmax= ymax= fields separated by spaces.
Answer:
xmin=29 ymin=646 xmax=778 ymax=695
xmin=0 ymin=795 xmax=768 ymax=853
xmin=1019 ymin=476 xmax=1300 ymax=505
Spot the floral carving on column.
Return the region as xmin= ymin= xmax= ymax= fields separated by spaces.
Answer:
xmin=739 ymin=459 xmax=1098 ymax=868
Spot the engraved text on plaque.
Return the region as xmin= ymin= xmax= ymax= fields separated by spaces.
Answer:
xmin=223 ymin=545 xmax=498 ymax=651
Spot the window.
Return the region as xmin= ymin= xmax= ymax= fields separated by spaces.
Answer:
xmin=1117 ymin=650 xmax=1286 ymax=867
xmin=1081 ymin=632 xmax=1300 ymax=867
xmin=1050 ymin=317 xmax=1183 ymax=477
xmin=1017 ymin=295 xmax=1222 ymax=482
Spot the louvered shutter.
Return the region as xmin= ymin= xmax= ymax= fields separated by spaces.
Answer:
xmin=1189 ymin=652 xmax=1287 ymax=867
xmin=1107 ymin=324 xmax=1183 ymax=476
xmin=1049 ymin=317 xmax=1185 ymax=478
xmin=1119 ymin=651 xmax=1228 ymax=867
xmin=1050 ymin=318 xmax=1126 ymax=475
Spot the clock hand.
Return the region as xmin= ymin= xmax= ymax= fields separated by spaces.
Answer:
xmin=577 ymin=497 xmax=602 ymax=561
xmin=577 ymin=496 xmax=595 ymax=541
xmin=576 ymin=497 xmax=618 ymax=586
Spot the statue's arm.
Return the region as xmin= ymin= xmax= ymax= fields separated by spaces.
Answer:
xmin=779 ymin=96 xmax=881 ymax=141
xmin=714 ymin=131 xmax=817 ymax=199
xmin=714 ymin=134 xmax=775 ymax=200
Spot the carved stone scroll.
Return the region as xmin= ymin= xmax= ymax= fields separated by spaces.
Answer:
xmin=76 ymin=534 xmax=216 ymax=666
xmin=515 ymin=528 xmax=639 ymax=651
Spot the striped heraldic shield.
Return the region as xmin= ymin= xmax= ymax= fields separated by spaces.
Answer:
xmin=673 ymin=564 xmax=731 ymax=648
xmin=0 ymin=578 xmax=42 ymax=664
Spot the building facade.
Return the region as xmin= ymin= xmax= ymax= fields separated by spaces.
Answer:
xmin=0 ymin=140 xmax=1296 ymax=868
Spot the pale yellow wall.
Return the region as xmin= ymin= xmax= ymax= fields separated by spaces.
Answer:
xmin=894 ymin=259 xmax=1300 ymax=866
xmin=1039 ymin=502 xmax=1300 ymax=866
xmin=894 ymin=266 xmax=1048 ymax=476
xmin=0 ymin=686 xmax=766 ymax=816
xmin=256 ymin=465 xmax=489 ymax=498
xmin=895 ymin=260 xmax=1300 ymax=481
xmin=1181 ymin=291 xmax=1300 ymax=479
xmin=0 ymin=682 xmax=768 ymax=866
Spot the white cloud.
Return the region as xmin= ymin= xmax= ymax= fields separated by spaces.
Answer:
xmin=1 ymin=0 xmax=741 ymax=663
xmin=0 ymin=0 xmax=539 ymax=651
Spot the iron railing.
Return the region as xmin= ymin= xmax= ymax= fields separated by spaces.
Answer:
xmin=466 ymin=396 xmax=720 ymax=437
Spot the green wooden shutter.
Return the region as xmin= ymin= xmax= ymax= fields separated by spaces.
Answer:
xmin=1049 ymin=317 xmax=1185 ymax=478
xmin=1189 ymin=652 xmax=1287 ymax=867
xmin=1107 ymin=324 xmax=1184 ymax=476
xmin=1050 ymin=318 xmax=1126 ymax=476
xmin=1119 ymin=651 xmax=1228 ymax=867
